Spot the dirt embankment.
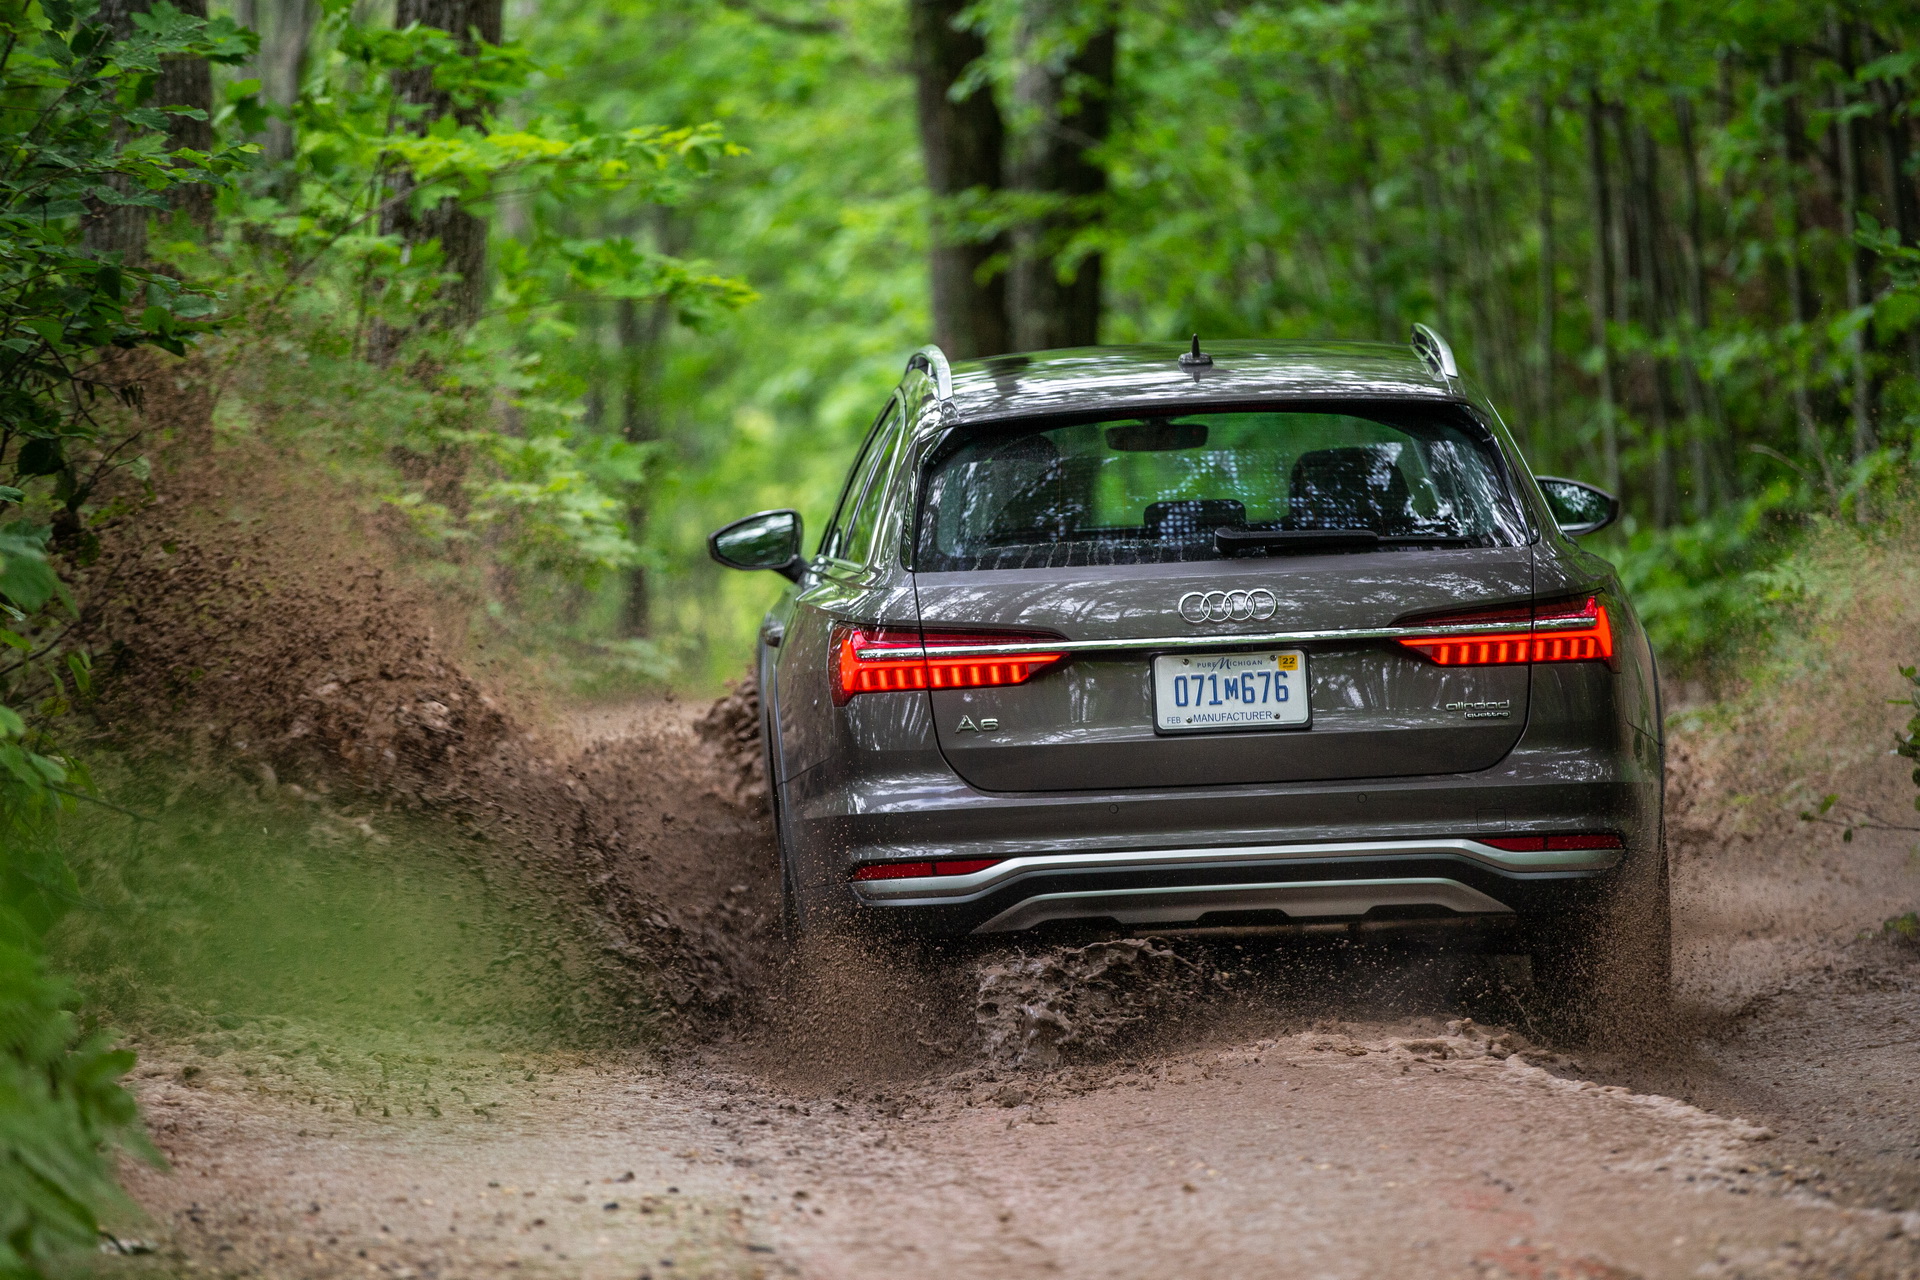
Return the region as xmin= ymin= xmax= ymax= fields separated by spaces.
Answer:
xmin=59 ymin=438 xmax=1920 ymax=1279
xmin=65 ymin=436 xmax=779 ymax=1036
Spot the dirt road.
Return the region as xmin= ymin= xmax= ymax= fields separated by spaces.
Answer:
xmin=98 ymin=707 xmax=1920 ymax=1280
xmin=120 ymin=1000 xmax=1919 ymax=1280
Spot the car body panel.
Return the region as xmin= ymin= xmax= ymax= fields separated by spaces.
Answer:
xmin=915 ymin=546 xmax=1534 ymax=790
xmin=734 ymin=340 xmax=1662 ymax=938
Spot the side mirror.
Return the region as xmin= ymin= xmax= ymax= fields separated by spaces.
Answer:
xmin=709 ymin=509 xmax=804 ymax=581
xmin=1536 ymin=476 xmax=1619 ymax=537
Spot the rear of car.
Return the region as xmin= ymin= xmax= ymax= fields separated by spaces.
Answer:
xmin=734 ymin=340 xmax=1664 ymax=1020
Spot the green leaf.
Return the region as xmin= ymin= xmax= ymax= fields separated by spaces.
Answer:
xmin=0 ymin=530 xmax=63 ymax=613
xmin=15 ymin=438 xmax=65 ymax=477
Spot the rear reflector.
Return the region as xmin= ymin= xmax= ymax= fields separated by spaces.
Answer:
xmin=1397 ymin=595 xmax=1614 ymax=666
xmin=833 ymin=625 xmax=1066 ymax=704
xmin=1476 ymin=833 xmax=1625 ymax=852
xmin=851 ymin=858 xmax=1005 ymax=882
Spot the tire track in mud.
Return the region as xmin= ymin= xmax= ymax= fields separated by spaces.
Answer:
xmin=71 ymin=425 xmax=1920 ymax=1277
xmin=118 ymin=692 xmax=1920 ymax=1280
xmin=118 ymin=1001 xmax=1920 ymax=1280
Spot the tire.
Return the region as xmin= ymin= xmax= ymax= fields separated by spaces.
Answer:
xmin=759 ymin=685 xmax=810 ymax=952
xmin=1526 ymin=836 xmax=1672 ymax=1044
xmin=766 ymin=762 xmax=812 ymax=952
xmin=768 ymin=766 xmax=834 ymax=951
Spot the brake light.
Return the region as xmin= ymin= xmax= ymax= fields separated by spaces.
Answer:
xmin=1396 ymin=595 xmax=1614 ymax=666
xmin=833 ymin=625 xmax=1066 ymax=704
xmin=851 ymin=858 xmax=1005 ymax=882
xmin=1476 ymin=833 xmax=1625 ymax=852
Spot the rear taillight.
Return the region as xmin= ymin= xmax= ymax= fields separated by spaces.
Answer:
xmin=1476 ymin=833 xmax=1624 ymax=852
xmin=851 ymin=858 xmax=1004 ymax=882
xmin=832 ymin=625 xmax=1066 ymax=705
xmin=1396 ymin=595 xmax=1614 ymax=666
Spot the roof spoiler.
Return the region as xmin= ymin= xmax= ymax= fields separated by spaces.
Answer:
xmin=1409 ymin=324 xmax=1458 ymax=382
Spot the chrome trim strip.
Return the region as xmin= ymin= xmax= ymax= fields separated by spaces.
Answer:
xmin=849 ymin=837 xmax=1619 ymax=906
xmin=972 ymin=877 xmax=1510 ymax=934
xmin=857 ymin=615 xmax=1587 ymax=661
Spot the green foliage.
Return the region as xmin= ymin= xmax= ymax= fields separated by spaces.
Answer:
xmin=1 ymin=746 xmax=152 ymax=1280
xmin=0 ymin=0 xmax=253 ymax=455
xmin=0 ymin=3 xmax=270 ymax=1270
xmin=494 ymin=0 xmax=1920 ymax=684
xmin=1894 ymin=663 xmax=1920 ymax=810
xmin=197 ymin=0 xmax=752 ymax=661
xmin=1602 ymin=484 xmax=1803 ymax=673
xmin=0 ymin=937 xmax=152 ymax=1280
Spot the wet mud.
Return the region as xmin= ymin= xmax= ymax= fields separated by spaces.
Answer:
xmin=68 ymin=449 xmax=1920 ymax=1277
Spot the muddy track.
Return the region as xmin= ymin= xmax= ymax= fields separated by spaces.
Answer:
xmin=95 ymin=694 xmax=1920 ymax=1280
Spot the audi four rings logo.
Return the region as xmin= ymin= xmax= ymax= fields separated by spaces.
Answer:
xmin=1178 ymin=588 xmax=1278 ymax=624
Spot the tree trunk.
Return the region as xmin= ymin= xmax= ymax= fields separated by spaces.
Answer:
xmin=380 ymin=0 xmax=503 ymax=335
xmin=1829 ymin=18 xmax=1875 ymax=464
xmin=243 ymin=0 xmax=318 ymax=168
xmin=1533 ymin=90 xmax=1556 ymax=442
xmin=1866 ymin=65 xmax=1920 ymax=381
xmin=1584 ymin=89 xmax=1620 ymax=494
xmin=1345 ymin=72 xmax=1390 ymax=339
xmin=1623 ymin=116 xmax=1679 ymax=525
xmin=908 ymin=0 xmax=1010 ymax=358
xmin=1406 ymin=0 xmax=1454 ymax=340
xmin=618 ymin=290 xmax=673 ymax=639
xmin=1774 ymin=52 xmax=1837 ymax=501
xmin=615 ymin=208 xmax=682 ymax=638
xmin=83 ymin=0 xmax=218 ymax=257
xmin=1671 ymin=92 xmax=1729 ymax=511
xmin=1007 ymin=1 xmax=1115 ymax=352
xmin=154 ymin=0 xmax=215 ymax=230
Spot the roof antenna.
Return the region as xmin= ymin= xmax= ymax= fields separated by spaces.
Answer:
xmin=1179 ymin=333 xmax=1213 ymax=368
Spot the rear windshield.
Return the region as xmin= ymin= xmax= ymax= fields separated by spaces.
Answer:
xmin=914 ymin=405 xmax=1528 ymax=572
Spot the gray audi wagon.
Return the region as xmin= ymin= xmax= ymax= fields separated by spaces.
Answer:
xmin=711 ymin=330 xmax=1668 ymax=1017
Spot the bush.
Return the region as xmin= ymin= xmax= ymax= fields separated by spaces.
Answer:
xmin=1602 ymin=482 xmax=1803 ymax=678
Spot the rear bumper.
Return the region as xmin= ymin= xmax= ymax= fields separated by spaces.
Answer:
xmin=842 ymin=836 xmax=1623 ymax=936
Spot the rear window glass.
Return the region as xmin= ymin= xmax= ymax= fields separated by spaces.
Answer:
xmin=914 ymin=406 xmax=1527 ymax=572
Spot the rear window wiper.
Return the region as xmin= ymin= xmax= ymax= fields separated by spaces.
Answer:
xmin=1214 ymin=528 xmax=1477 ymax=554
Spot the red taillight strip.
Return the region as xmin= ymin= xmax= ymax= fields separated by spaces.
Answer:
xmin=1396 ymin=595 xmax=1614 ymax=666
xmin=834 ymin=625 xmax=1066 ymax=704
xmin=851 ymin=858 xmax=1004 ymax=882
xmin=1476 ymin=833 xmax=1625 ymax=852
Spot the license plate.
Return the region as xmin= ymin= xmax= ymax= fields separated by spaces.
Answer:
xmin=1153 ymin=650 xmax=1309 ymax=734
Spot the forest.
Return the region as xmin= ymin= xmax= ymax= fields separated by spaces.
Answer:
xmin=1 ymin=0 xmax=1918 ymax=1272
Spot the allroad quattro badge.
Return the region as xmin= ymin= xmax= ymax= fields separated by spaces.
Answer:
xmin=1178 ymin=588 xmax=1278 ymax=624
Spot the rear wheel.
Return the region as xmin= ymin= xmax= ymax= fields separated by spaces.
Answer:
xmin=769 ymin=773 xmax=843 ymax=951
xmin=761 ymin=692 xmax=810 ymax=952
xmin=767 ymin=766 xmax=816 ymax=951
xmin=1525 ymin=837 xmax=1671 ymax=1044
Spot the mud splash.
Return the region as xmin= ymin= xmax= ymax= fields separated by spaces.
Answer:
xmin=974 ymin=939 xmax=1214 ymax=1067
xmin=67 ymin=432 xmax=1920 ymax=1214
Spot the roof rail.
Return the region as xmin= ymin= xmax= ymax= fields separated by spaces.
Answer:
xmin=1409 ymin=324 xmax=1458 ymax=381
xmin=906 ymin=344 xmax=953 ymax=403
